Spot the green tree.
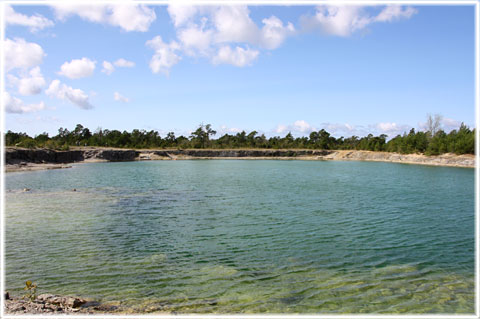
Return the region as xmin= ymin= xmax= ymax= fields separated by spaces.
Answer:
xmin=190 ymin=124 xmax=216 ymax=148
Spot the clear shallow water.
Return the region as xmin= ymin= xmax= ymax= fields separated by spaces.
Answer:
xmin=5 ymin=160 xmax=475 ymax=313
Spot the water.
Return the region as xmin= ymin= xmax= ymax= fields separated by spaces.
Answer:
xmin=4 ymin=160 xmax=475 ymax=313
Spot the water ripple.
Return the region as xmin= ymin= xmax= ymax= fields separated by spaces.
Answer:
xmin=5 ymin=160 xmax=475 ymax=313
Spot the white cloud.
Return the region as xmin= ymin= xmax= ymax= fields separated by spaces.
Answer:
xmin=275 ymin=120 xmax=316 ymax=135
xmin=309 ymin=6 xmax=371 ymax=37
xmin=3 ymin=92 xmax=46 ymax=114
xmin=46 ymin=79 xmax=93 ymax=109
xmin=272 ymin=120 xmax=450 ymax=139
xmin=260 ymin=16 xmax=295 ymax=50
xmin=178 ymin=24 xmax=214 ymax=56
xmin=114 ymin=92 xmax=129 ymax=103
xmin=376 ymin=122 xmax=401 ymax=132
xmin=165 ymin=5 xmax=295 ymax=70
xmin=322 ymin=123 xmax=360 ymax=136
xmin=8 ymin=67 xmax=46 ymax=96
xmin=53 ymin=4 xmax=105 ymax=23
xmin=159 ymin=5 xmax=415 ymax=73
xmin=371 ymin=122 xmax=411 ymax=137
xmin=58 ymin=57 xmax=96 ymax=79
xmin=5 ymin=4 xmax=54 ymax=32
xmin=212 ymin=45 xmax=259 ymax=67
xmin=146 ymin=36 xmax=181 ymax=75
xmin=113 ymin=58 xmax=135 ymax=67
xmin=4 ymin=38 xmax=45 ymax=72
xmin=442 ymin=117 xmax=461 ymax=130
xmin=219 ymin=125 xmax=243 ymax=134
xmin=302 ymin=5 xmax=417 ymax=37
xmin=213 ymin=6 xmax=259 ymax=44
xmin=375 ymin=5 xmax=418 ymax=22
xmin=108 ymin=5 xmax=156 ymax=32
xmin=275 ymin=124 xmax=288 ymax=134
xmin=102 ymin=61 xmax=115 ymax=75
xmin=102 ymin=58 xmax=135 ymax=75
xmin=167 ymin=5 xmax=199 ymax=28
xmin=51 ymin=3 xmax=156 ymax=32
xmin=293 ymin=120 xmax=314 ymax=133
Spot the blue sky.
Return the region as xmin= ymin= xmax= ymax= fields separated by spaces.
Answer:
xmin=3 ymin=3 xmax=475 ymax=139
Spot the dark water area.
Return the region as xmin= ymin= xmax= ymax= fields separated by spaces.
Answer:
xmin=5 ymin=160 xmax=475 ymax=313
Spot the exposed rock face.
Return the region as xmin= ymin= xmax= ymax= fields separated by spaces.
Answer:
xmin=5 ymin=148 xmax=84 ymax=164
xmin=5 ymin=147 xmax=138 ymax=165
xmin=147 ymin=149 xmax=332 ymax=158
xmin=82 ymin=149 xmax=138 ymax=161
xmin=4 ymin=147 xmax=474 ymax=168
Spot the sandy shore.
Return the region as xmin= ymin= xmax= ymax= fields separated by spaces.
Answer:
xmin=5 ymin=163 xmax=73 ymax=173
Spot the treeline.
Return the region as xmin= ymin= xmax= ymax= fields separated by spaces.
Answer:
xmin=4 ymin=122 xmax=475 ymax=155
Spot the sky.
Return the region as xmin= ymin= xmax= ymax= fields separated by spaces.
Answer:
xmin=2 ymin=2 xmax=476 ymax=139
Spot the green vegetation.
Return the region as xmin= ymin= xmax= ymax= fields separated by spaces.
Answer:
xmin=23 ymin=280 xmax=37 ymax=301
xmin=5 ymin=120 xmax=475 ymax=155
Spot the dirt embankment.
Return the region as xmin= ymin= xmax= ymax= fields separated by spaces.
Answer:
xmin=4 ymin=147 xmax=475 ymax=172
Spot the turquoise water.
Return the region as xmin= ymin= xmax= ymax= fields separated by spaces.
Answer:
xmin=5 ymin=160 xmax=475 ymax=313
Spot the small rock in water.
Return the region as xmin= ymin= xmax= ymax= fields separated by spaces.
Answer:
xmin=72 ymin=188 xmax=77 ymax=192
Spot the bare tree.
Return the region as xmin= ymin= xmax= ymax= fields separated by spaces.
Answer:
xmin=426 ymin=113 xmax=443 ymax=138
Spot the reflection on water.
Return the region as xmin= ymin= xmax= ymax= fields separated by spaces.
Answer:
xmin=5 ymin=160 xmax=475 ymax=313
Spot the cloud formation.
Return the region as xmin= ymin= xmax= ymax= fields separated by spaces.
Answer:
xmin=5 ymin=5 xmax=54 ymax=32
xmin=260 ymin=16 xmax=295 ymax=50
xmin=51 ymin=3 xmax=156 ymax=32
xmin=4 ymin=38 xmax=45 ymax=72
xmin=58 ymin=57 xmax=96 ymax=79
xmin=441 ymin=118 xmax=462 ymax=131
xmin=218 ymin=125 xmax=243 ymax=135
xmin=146 ymin=36 xmax=182 ymax=75
xmin=4 ymin=92 xmax=46 ymax=114
xmin=7 ymin=67 xmax=46 ymax=96
xmin=146 ymin=5 xmax=295 ymax=74
xmin=102 ymin=58 xmax=135 ymax=75
xmin=212 ymin=45 xmax=259 ymax=67
xmin=101 ymin=58 xmax=135 ymax=75
xmin=114 ymin=92 xmax=130 ymax=103
xmin=114 ymin=58 xmax=135 ymax=68
xmin=46 ymin=80 xmax=94 ymax=109
xmin=102 ymin=61 xmax=115 ymax=75
xmin=301 ymin=5 xmax=417 ymax=37
xmin=271 ymin=120 xmax=424 ymax=139
xmin=148 ymin=5 xmax=416 ymax=75
xmin=275 ymin=120 xmax=317 ymax=135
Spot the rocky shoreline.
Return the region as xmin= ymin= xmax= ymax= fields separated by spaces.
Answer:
xmin=4 ymin=292 xmax=120 ymax=314
xmin=4 ymin=147 xmax=475 ymax=172
xmin=3 ymin=292 xmax=199 ymax=314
